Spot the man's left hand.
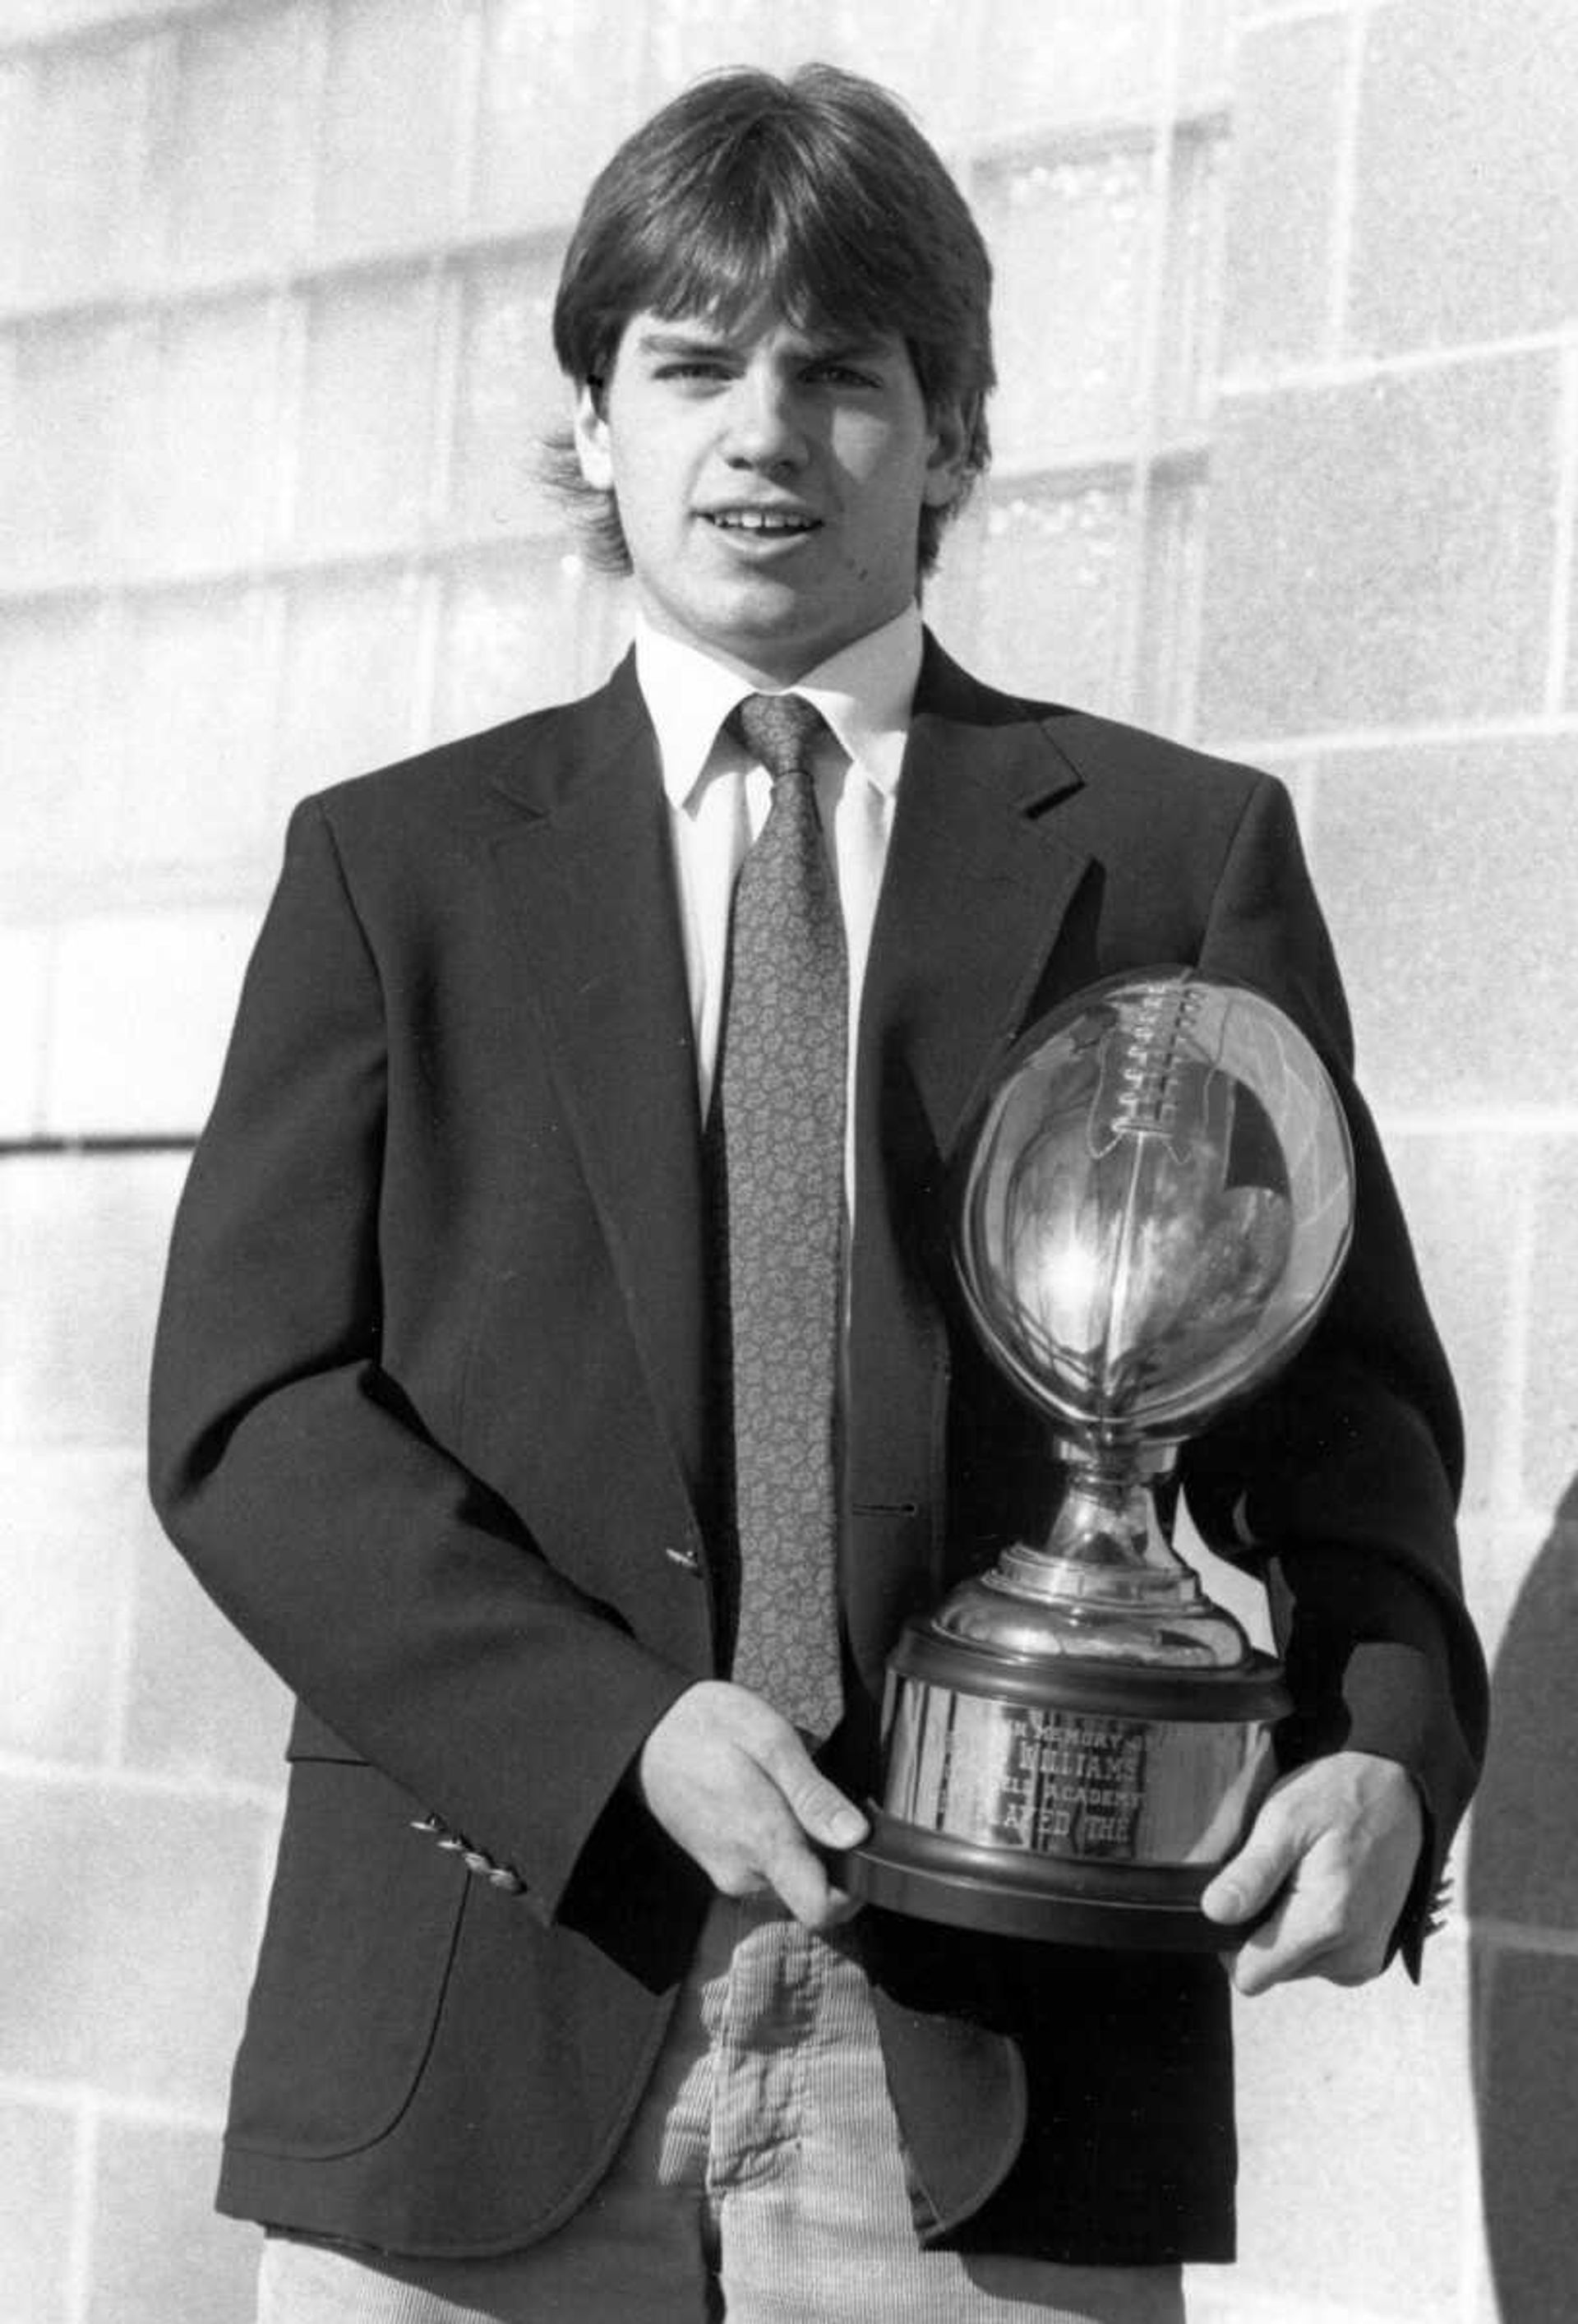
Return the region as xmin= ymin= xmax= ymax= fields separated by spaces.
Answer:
xmin=1199 ymin=1750 xmax=1423 ymax=1997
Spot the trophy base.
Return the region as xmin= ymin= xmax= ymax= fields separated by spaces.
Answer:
xmin=842 ymin=1621 xmax=1290 ymax=1949
xmin=836 ymin=1809 xmax=1250 ymax=1950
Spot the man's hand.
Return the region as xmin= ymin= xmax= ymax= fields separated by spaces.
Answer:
xmin=1199 ymin=1750 xmax=1423 ymax=1997
xmin=635 ymin=1681 xmax=870 ymax=1932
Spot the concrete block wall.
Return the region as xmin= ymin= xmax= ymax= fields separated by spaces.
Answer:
xmin=0 ymin=1 xmax=1564 ymax=2317
xmin=1191 ymin=5 xmax=1578 ymax=2320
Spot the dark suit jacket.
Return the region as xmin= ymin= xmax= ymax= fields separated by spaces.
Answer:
xmin=148 ymin=638 xmax=1486 ymax=2265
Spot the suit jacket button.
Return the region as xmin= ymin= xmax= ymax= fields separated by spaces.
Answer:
xmin=664 ymin=1544 xmax=702 ymax=1574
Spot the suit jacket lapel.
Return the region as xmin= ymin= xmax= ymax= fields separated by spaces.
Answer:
xmin=484 ymin=657 xmax=713 ymax=1509
xmin=841 ymin=637 xmax=1094 ymax=1690
xmin=857 ymin=635 xmax=1091 ymax=1169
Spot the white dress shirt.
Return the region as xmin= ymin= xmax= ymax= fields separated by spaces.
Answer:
xmin=634 ymin=607 xmax=922 ymax=1185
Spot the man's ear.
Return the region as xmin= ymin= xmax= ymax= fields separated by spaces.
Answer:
xmin=574 ymin=381 xmax=614 ymax=490
xmin=920 ymin=398 xmax=972 ymax=511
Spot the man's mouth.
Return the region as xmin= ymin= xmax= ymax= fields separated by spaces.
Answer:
xmin=703 ymin=509 xmax=822 ymax=535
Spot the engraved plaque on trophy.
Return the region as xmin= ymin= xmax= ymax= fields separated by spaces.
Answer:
xmin=842 ymin=968 xmax=1355 ymax=1948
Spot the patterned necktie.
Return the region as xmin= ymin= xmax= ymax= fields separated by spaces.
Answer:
xmin=714 ymin=691 xmax=847 ymax=1740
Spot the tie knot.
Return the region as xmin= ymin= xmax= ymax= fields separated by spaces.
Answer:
xmin=731 ymin=691 xmax=827 ymax=783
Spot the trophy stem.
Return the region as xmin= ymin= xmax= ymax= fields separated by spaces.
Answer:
xmin=960 ymin=1439 xmax=1256 ymax=1671
xmin=995 ymin=1438 xmax=1193 ymax=1606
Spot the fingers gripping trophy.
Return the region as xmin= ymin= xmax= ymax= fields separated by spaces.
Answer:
xmin=842 ymin=968 xmax=1356 ymax=1948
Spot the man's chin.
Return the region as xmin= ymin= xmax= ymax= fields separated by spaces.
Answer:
xmin=666 ymin=590 xmax=847 ymax=684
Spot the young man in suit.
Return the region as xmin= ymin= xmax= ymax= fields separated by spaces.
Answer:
xmin=150 ymin=63 xmax=1486 ymax=2324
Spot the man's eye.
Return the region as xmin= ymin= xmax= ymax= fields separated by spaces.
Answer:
xmin=808 ymin=363 xmax=879 ymax=388
xmin=656 ymin=362 xmax=731 ymax=382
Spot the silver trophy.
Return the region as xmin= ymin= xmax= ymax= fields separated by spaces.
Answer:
xmin=843 ymin=969 xmax=1355 ymax=1947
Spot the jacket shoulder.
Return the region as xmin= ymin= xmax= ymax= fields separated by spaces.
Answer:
xmin=289 ymin=669 xmax=639 ymax=852
xmin=1043 ymin=709 xmax=1280 ymax=870
xmin=922 ymin=638 xmax=1273 ymax=824
xmin=305 ymin=709 xmax=561 ymax=834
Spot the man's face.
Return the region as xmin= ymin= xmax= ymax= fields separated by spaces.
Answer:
xmin=574 ymin=307 xmax=965 ymax=686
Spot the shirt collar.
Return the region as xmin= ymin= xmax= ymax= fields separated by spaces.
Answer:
xmin=635 ymin=607 xmax=923 ymax=813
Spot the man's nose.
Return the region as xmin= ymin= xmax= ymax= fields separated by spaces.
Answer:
xmin=721 ymin=370 xmax=809 ymax=469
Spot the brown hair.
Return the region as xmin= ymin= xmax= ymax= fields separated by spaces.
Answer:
xmin=547 ymin=63 xmax=994 ymax=575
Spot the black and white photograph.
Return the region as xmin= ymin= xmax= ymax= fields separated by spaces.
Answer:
xmin=1 ymin=3 xmax=1571 ymax=2319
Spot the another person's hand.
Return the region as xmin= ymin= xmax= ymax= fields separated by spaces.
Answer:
xmin=636 ymin=1681 xmax=870 ymax=1931
xmin=1199 ymin=1749 xmax=1423 ymax=1997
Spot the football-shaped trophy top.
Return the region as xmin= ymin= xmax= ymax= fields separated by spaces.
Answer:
xmin=957 ymin=969 xmax=1355 ymax=1448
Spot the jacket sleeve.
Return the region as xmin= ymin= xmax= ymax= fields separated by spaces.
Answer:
xmin=147 ymin=797 xmax=699 ymax=1930
xmin=1180 ymin=773 xmax=1488 ymax=1967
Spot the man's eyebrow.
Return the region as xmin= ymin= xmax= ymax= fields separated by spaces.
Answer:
xmin=634 ymin=328 xmax=736 ymax=358
xmin=633 ymin=326 xmax=897 ymax=363
xmin=804 ymin=338 xmax=895 ymax=363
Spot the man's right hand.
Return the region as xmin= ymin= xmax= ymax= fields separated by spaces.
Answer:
xmin=635 ymin=1681 xmax=870 ymax=1931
